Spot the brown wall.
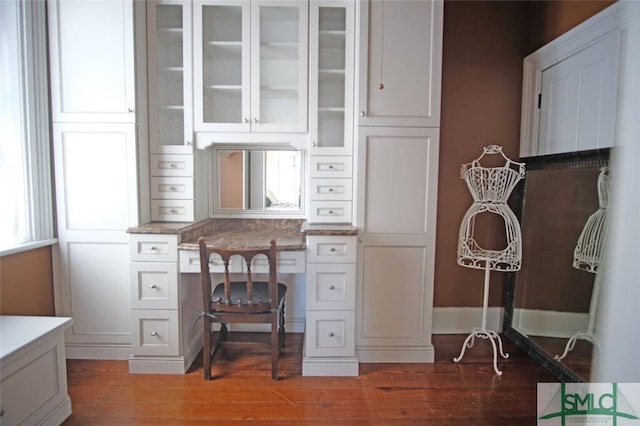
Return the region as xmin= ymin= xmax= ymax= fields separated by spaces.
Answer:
xmin=0 ymin=246 xmax=55 ymax=315
xmin=434 ymin=0 xmax=616 ymax=308
xmin=435 ymin=1 xmax=530 ymax=307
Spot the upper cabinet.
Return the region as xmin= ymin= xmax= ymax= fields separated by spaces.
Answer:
xmin=357 ymin=0 xmax=443 ymax=127
xmin=193 ymin=0 xmax=309 ymax=139
xmin=147 ymin=0 xmax=194 ymax=154
xmin=309 ymin=1 xmax=355 ymax=156
xmin=48 ymin=0 xmax=136 ymax=123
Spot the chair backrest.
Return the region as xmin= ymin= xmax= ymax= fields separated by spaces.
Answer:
xmin=198 ymin=237 xmax=278 ymax=314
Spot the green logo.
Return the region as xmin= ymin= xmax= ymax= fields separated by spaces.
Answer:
xmin=539 ymin=383 xmax=639 ymax=425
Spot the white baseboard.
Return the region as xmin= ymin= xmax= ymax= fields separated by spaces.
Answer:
xmin=432 ymin=307 xmax=504 ymax=334
xmin=513 ymin=308 xmax=589 ymax=338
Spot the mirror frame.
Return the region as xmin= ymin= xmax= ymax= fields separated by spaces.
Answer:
xmin=502 ymin=148 xmax=611 ymax=382
xmin=210 ymin=146 xmax=306 ymax=218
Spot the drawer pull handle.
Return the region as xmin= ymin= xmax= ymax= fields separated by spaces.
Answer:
xmin=329 ymin=248 xmax=336 ymax=252
xmin=149 ymin=284 xmax=157 ymax=289
xmin=328 ymin=285 xmax=335 ymax=290
xmin=328 ymin=188 xmax=334 ymax=192
xmin=150 ymin=331 xmax=158 ymax=337
xmin=169 ymin=163 xmax=177 ymax=168
xmin=328 ymin=165 xmax=334 ymax=169
xmin=168 ymin=209 xmax=177 ymax=214
xmin=328 ymin=332 xmax=335 ymax=338
xmin=328 ymin=210 xmax=334 ymax=215
xmin=167 ymin=186 xmax=176 ymax=191
xmin=149 ymin=246 xmax=157 ymax=251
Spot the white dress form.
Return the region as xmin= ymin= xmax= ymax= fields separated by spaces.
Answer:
xmin=556 ymin=167 xmax=610 ymax=360
xmin=453 ymin=145 xmax=525 ymax=375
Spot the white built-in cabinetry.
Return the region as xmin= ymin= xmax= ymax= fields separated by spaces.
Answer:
xmin=49 ymin=0 xmax=139 ymax=358
xmin=355 ymin=0 xmax=443 ymax=362
xmin=147 ymin=0 xmax=207 ymax=222
xmin=193 ymin=0 xmax=308 ymax=147
xmin=308 ymin=0 xmax=355 ymax=225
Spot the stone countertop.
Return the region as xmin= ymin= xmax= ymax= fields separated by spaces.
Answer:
xmin=127 ymin=219 xmax=357 ymax=251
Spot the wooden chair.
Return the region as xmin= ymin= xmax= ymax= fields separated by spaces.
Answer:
xmin=198 ymin=237 xmax=286 ymax=380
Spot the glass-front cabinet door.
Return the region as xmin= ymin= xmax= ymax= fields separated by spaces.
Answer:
xmin=148 ymin=0 xmax=193 ymax=154
xmin=194 ymin=0 xmax=307 ymax=134
xmin=309 ymin=1 xmax=354 ymax=155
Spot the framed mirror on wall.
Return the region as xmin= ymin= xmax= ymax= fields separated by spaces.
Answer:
xmin=212 ymin=147 xmax=304 ymax=215
xmin=503 ymin=148 xmax=610 ymax=382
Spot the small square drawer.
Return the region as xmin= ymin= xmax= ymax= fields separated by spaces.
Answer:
xmin=130 ymin=262 xmax=178 ymax=309
xmin=307 ymin=236 xmax=357 ymax=264
xmin=309 ymin=178 xmax=352 ymax=201
xmin=131 ymin=310 xmax=179 ymax=356
xmin=151 ymin=199 xmax=194 ymax=222
xmin=130 ymin=234 xmax=178 ymax=262
xmin=150 ymin=177 xmax=194 ymax=200
xmin=310 ymin=156 xmax=352 ymax=178
xmin=306 ymin=263 xmax=355 ymax=310
xmin=309 ymin=201 xmax=352 ymax=224
xmin=305 ymin=310 xmax=355 ymax=357
xmin=150 ymin=154 xmax=194 ymax=177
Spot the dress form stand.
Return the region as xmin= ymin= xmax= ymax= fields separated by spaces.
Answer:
xmin=453 ymin=145 xmax=526 ymax=376
xmin=556 ymin=167 xmax=610 ymax=360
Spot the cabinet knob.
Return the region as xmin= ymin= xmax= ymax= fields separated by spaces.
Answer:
xmin=167 ymin=186 xmax=175 ymax=191
xmin=253 ymin=118 xmax=258 ymax=123
xmin=360 ymin=111 xmax=365 ymax=117
xmin=128 ymin=108 xmax=134 ymax=113
xmin=328 ymin=332 xmax=335 ymax=338
xmin=243 ymin=118 xmax=249 ymax=123
xmin=328 ymin=210 xmax=334 ymax=215
xmin=312 ymin=141 xmax=316 ymax=147
xmin=168 ymin=209 xmax=177 ymax=214
xmin=329 ymin=247 xmax=336 ymax=252
xmin=149 ymin=246 xmax=157 ymax=251
xmin=150 ymin=331 xmax=158 ymax=336
xmin=328 ymin=165 xmax=334 ymax=169
xmin=149 ymin=284 xmax=157 ymax=289
xmin=328 ymin=285 xmax=335 ymax=290
xmin=186 ymin=140 xmax=192 ymax=146
xmin=169 ymin=163 xmax=177 ymax=168
xmin=328 ymin=188 xmax=334 ymax=192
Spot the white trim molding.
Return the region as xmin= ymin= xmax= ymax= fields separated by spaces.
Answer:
xmin=432 ymin=307 xmax=504 ymax=334
xmin=520 ymin=2 xmax=624 ymax=157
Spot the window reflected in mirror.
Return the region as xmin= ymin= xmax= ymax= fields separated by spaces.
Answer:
xmin=215 ymin=148 xmax=303 ymax=213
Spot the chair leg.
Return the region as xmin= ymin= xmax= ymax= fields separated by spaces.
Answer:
xmin=271 ymin=310 xmax=279 ymax=381
xmin=203 ymin=319 xmax=212 ymax=381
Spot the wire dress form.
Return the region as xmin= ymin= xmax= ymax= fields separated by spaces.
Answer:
xmin=556 ymin=167 xmax=610 ymax=360
xmin=453 ymin=145 xmax=526 ymax=375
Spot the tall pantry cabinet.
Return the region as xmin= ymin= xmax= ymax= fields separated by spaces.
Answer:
xmin=355 ymin=0 xmax=443 ymax=362
xmin=49 ymin=0 xmax=141 ymax=358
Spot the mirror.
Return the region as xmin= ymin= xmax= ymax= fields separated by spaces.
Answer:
xmin=213 ymin=148 xmax=303 ymax=213
xmin=503 ymin=149 xmax=610 ymax=382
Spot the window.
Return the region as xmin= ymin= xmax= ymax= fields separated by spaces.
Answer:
xmin=0 ymin=0 xmax=54 ymax=255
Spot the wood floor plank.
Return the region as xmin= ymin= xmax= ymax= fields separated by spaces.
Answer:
xmin=62 ymin=333 xmax=557 ymax=425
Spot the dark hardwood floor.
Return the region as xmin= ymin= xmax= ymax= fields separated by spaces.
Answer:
xmin=62 ymin=333 xmax=557 ymax=425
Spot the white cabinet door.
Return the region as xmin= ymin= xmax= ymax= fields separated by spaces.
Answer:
xmin=147 ymin=0 xmax=194 ymax=154
xmin=537 ymin=31 xmax=622 ymax=156
xmin=48 ymin=0 xmax=135 ymax=123
xmin=194 ymin=0 xmax=308 ymax=134
xmin=357 ymin=0 xmax=443 ymax=127
xmin=355 ymin=127 xmax=439 ymax=362
xmin=309 ymin=0 xmax=355 ymax=156
xmin=52 ymin=123 xmax=138 ymax=358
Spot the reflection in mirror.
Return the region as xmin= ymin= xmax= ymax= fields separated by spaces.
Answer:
xmin=503 ymin=149 xmax=609 ymax=382
xmin=215 ymin=148 xmax=303 ymax=213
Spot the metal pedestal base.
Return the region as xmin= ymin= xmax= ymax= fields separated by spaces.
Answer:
xmin=453 ymin=327 xmax=509 ymax=376
xmin=555 ymin=331 xmax=600 ymax=361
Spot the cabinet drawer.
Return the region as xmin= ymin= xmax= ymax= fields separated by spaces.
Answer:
xmin=305 ymin=310 xmax=355 ymax=357
xmin=179 ymin=250 xmax=305 ymax=274
xmin=150 ymin=177 xmax=194 ymax=200
xmin=179 ymin=250 xmax=242 ymax=274
xmin=307 ymin=235 xmax=357 ymax=263
xmin=310 ymin=156 xmax=353 ymax=178
xmin=309 ymin=201 xmax=352 ymax=223
xmin=131 ymin=310 xmax=180 ymax=356
xmin=130 ymin=262 xmax=178 ymax=309
xmin=130 ymin=234 xmax=178 ymax=262
xmin=309 ymin=178 xmax=352 ymax=201
xmin=150 ymin=199 xmax=194 ymax=222
xmin=150 ymin=154 xmax=194 ymax=176
xmin=306 ymin=263 xmax=355 ymax=310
